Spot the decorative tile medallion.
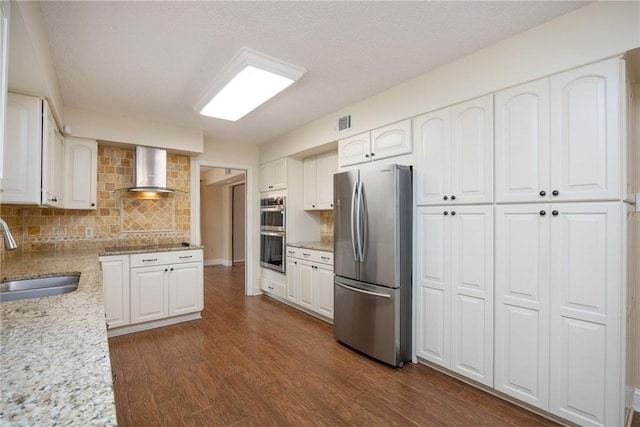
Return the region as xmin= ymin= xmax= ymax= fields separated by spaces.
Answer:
xmin=121 ymin=198 xmax=175 ymax=232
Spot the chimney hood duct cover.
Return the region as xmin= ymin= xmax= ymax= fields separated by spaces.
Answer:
xmin=119 ymin=146 xmax=179 ymax=193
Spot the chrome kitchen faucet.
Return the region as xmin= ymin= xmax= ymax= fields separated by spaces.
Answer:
xmin=0 ymin=218 xmax=18 ymax=250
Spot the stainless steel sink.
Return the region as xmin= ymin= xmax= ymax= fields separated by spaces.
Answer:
xmin=0 ymin=274 xmax=80 ymax=302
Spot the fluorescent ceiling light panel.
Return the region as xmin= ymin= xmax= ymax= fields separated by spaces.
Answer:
xmin=196 ymin=47 xmax=306 ymax=121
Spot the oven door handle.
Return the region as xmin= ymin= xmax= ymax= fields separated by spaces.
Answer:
xmin=260 ymin=207 xmax=285 ymax=212
xmin=260 ymin=231 xmax=285 ymax=237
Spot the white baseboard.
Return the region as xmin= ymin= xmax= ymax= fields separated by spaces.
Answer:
xmin=634 ymin=388 xmax=640 ymax=411
xmin=233 ymin=258 xmax=245 ymax=263
xmin=107 ymin=312 xmax=201 ymax=337
xmin=204 ymin=258 xmax=232 ymax=267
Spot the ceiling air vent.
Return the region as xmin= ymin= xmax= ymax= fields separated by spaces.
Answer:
xmin=336 ymin=114 xmax=352 ymax=133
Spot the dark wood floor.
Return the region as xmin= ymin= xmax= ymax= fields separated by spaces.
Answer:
xmin=108 ymin=264 xmax=633 ymax=426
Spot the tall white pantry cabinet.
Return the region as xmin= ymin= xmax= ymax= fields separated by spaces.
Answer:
xmin=415 ymin=56 xmax=634 ymax=427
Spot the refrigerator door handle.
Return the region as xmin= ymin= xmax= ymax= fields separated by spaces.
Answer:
xmin=356 ymin=180 xmax=364 ymax=262
xmin=335 ymin=282 xmax=391 ymax=299
xmin=358 ymin=180 xmax=367 ymax=262
xmin=350 ymin=180 xmax=358 ymax=262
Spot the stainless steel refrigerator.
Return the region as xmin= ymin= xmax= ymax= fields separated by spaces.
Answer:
xmin=333 ymin=164 xmax=412 ymax=367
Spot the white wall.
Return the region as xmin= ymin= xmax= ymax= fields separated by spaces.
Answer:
xmin=260 ymin=1 xmax=640 ymax=162
xmin=233 ymin=183 xmax=246 ymax=262
xmin=64 ymin=107 xmax=204 ymax=154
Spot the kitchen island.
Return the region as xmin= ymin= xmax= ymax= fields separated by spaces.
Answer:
xmin=0 ymin=248 xmax=117 ymax=425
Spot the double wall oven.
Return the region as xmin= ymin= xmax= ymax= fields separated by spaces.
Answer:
xmin=260 ymin=196 xmax=286 ymax=273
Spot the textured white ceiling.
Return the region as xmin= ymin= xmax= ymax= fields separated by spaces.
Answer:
xmin=38 ymin=1 xmax=588 ymax=146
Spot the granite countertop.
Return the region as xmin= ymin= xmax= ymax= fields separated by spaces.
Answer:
xmin=286 ymin=241 xmax=334 ymax=252
xmin=100 ymin=242 xmax=203 ymax=256
xmin=0 ymin=248 xmax=117 ymax=426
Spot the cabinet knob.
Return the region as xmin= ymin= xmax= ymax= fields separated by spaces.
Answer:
xmin=312 ymin=204 xmax=315 ymax=208
xmin=170 ymin=268 xmax=174 ymax=271
xmin=450 ymin=195 xmax=456 ymax=200
xmin=91 ymin=202 xmax=95 ymax=207
xmin=539 ymin=210 xmax=546 ymax=216
xmin=370 ymin=152 xmax=375 ymax=157
xmin=365 ymin=154 xmax=370 ymax=158
xmin=539 ymin=191 xmax=546 ymax=196
xmin=443 ymin=195 xmax=448 ymax=200
xmin=552 ymin=190 xmax=559 ymax=196
xmin=330 ymin=203 xmax=333 ymax=207
xmin=451 ymin=211 xmax=456 ymax=216
xmin=164 ymin=268 xmax=168 ymax=272
xmin=443 ymin=211 xmax=449 ymax=216
xmin=552 ymin=210 xmax=559 ymax=216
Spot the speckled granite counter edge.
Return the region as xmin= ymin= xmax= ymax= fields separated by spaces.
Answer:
xmin=286 ymin=241 xmax=333 ymax=252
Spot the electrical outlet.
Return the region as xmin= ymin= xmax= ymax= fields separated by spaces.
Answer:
xmin=85 ymin=226 xmax=94 ymax=239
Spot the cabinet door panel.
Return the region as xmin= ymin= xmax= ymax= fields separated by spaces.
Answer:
xmin=549 ymin=202 xmax=622 ymax=427
xmin=338 ymin=133 xmax=371 ymax=167
xmin=494 ymin=205 xmax=549 ymax=408
xmin=416 ymin=207 xmax=451 ymax=367
xmin=495 ymin=79 xmax=550 ymax=203
xmin=370 ymin=120 xmax=412 ymax=160
xmin=551 ymin=318 xmax=607 ymax=426
xmin=298 ymin=261 xmax=315 ymax=310
xmin=550 ymin=58 xmax=620 ymax=201
xmin=417 ymin=285 xmax=448 ymax=367
xmin=2 ymin=93 xmax=41 ymax=203
xmin=415 ymin=109 xmax=450 ymax=205
xmin=101 ymin=256 xmax=130 ymax=328
xmin=316 ymin=265 xmax=334 ymax=318
xmin=169 ymin=262 xmax=203 ymax=316
xmin=303 ymin=157 xmax=317 ymax=209
xmin=286 ymin=259 xmax=298 ymax=303
xmin=65 ymin=138 xmax=98 ymax=209
xmin=451 ymin=95 xmax=493 ymax=204
xmin=316 ymin=151 xmax=337 ymax=209
xmin=452 ymin=294 xmax=491 ymax=385
xmin=130 ymin=267 xmax=168 ymax=323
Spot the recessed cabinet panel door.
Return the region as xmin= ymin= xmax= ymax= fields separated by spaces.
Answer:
xmin=65 ymin=138 xmax=98 ymax=209
xmin=495 ymin=79 xmax=550 ymax=203
xmin=316 ymin=151 xmax=338 ymax=209
xmin=101 ymin=256 xmax=130 ymax=328
xmin=370 ymin=119 xmax=412 ymax=161
xmin=452 ymin=294 xmax=490 ymax=385
xmin=169 ymin=262 xmax=203 ymax=316
xmin=414 ymin=108 xmax=450 ymax=205
xmin=550 ymin=58 xmax=620 ymax=201
xmin=450 ymin=205 xmax=493 ymax=386
xmin=286 ymin=259 xmax=298 ymax=303
xmin=549 ymin=202 xmax=622 ymax=427
xmin=451 ymin=95 xmax=493 ymax=204
xmin=494 ymin=205 xmax=550 ymax=409
xmin=303 ymin=157 xmax=317 ymax=209
xmin=316 ymin=265 xmax=334 ymax=318
xmin=416 ymin=207 xmax=451 ymax=367
xmin=338 ymin=133 xmax=371 ymax=167
xmin=130 ymin=266 xmax=168 ymax=324
xmin=417 ymin=285 xmax=448 ymax=366
xmin=298 ymin=261 xmax=315 ymax=310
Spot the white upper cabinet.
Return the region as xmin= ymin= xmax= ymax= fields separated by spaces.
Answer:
xmin=415 ymin=95 xmax=493 ymax=205
xmin=338 ymin=120 xmax=412 ymax=167
xmin=42 ymin=107 xmax=64 ymax=208
xmin=2 ymin=93 xmax=43 ymax=204
xmin=304 ymin=151 xmax=337 ymax=210
xmin=550 ymin=59 xmax=621 ymax=202
xmin=495 ymin=79 xmax=550 ymax=203
xmin=2 ymin=93 xmax=65 ymax=207
xmin=496 ymin=58 xmax=622 ymax=203
xmin=64 ymin=138 xmax=98 ymax=210
xmin=260 ymin=158 xmax=287 ymax=192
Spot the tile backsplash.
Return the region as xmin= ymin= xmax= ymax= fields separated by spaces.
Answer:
xmin=0 ymin=145 xmax=191 ymax=252
xmin=320 ymin=210 xmax=333 ymax=244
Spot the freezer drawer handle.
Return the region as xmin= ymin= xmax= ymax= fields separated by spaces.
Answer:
xmin=336 ymin=282 xmax=391 ymax=299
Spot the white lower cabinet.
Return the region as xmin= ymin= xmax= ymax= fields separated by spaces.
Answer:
xmin=99 ymin=254 xmax=130 ymax=329
xmin=285 ymin=246 xmax=334 ymax=320
xmin=100 ymin=249 xmax=203 ymax=335
xmin=416 ymin=205 xmax=494 ymax=386
xmin=494 ymin=203 xmax=623 ymax=426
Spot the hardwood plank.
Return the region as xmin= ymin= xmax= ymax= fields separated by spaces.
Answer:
xmin=108 ymin=264 xmax=557 ymax=426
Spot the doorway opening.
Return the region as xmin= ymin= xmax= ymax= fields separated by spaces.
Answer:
xmin=199 ymin=166 xmax=246 ymax=285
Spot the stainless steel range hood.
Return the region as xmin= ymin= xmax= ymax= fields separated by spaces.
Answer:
xmin=117 ymin=146 xmax=180 ymax=194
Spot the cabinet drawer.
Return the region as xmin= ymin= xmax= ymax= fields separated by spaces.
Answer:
xmin=261 ymin=278 xmax=285 ymax=298
xmin=130 ymin=250 xmax=203 ymax=268
xmin=286 ymin=246 xmax=333 ymax=265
